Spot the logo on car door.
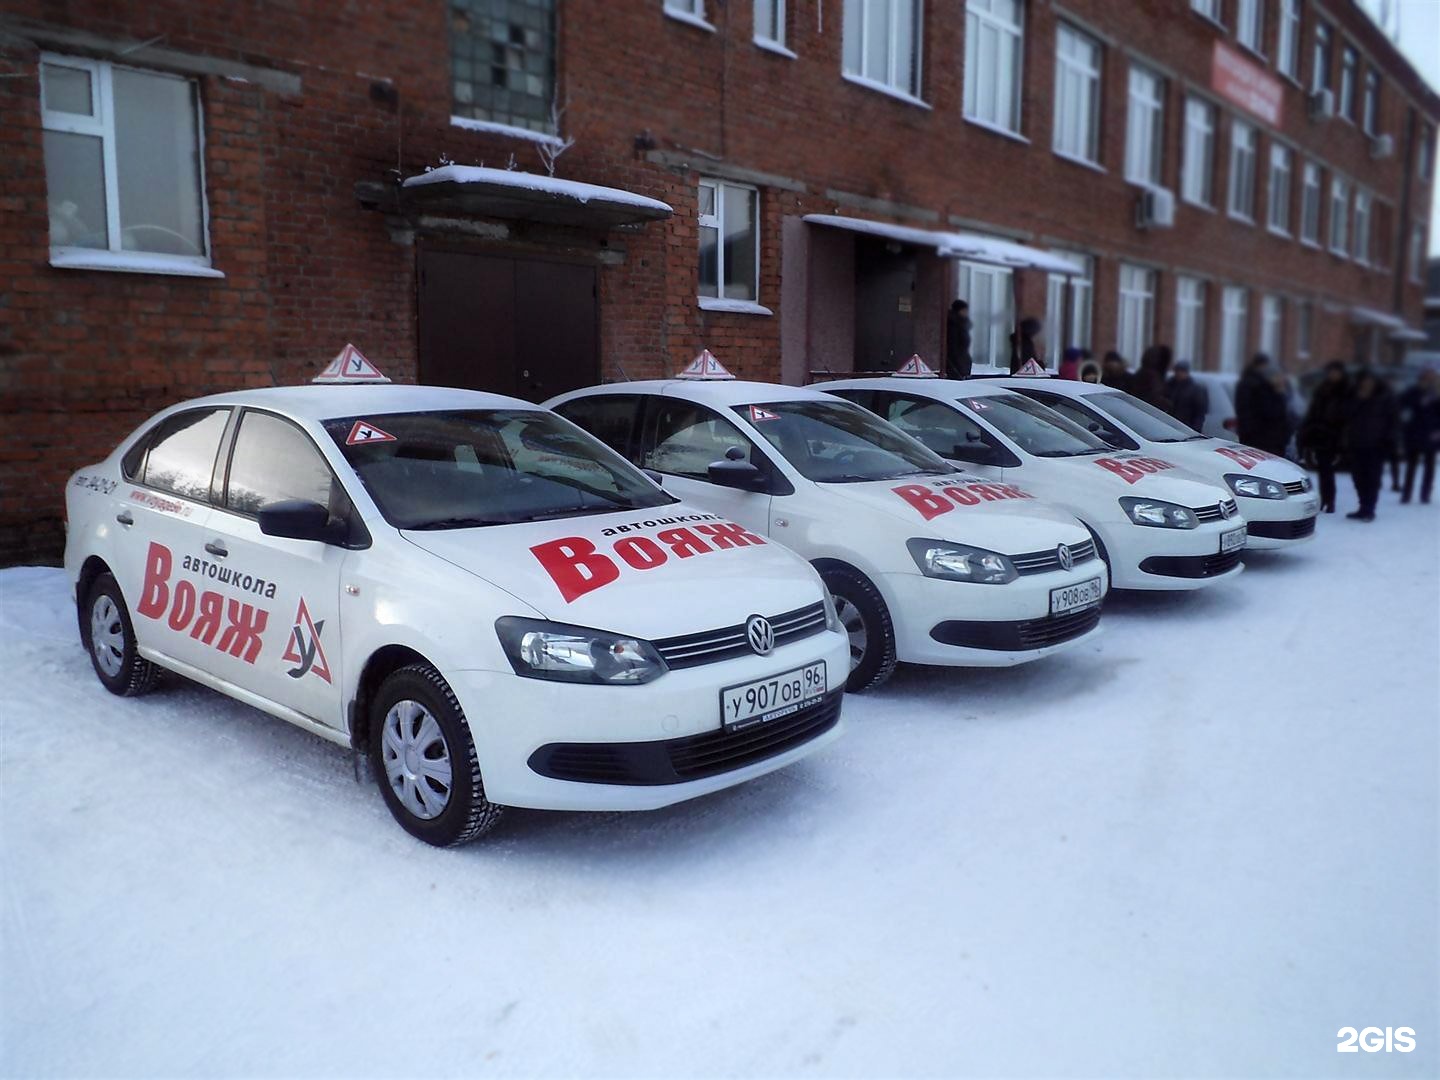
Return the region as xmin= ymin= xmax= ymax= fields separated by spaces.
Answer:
xmin=283 ymin=598 xmax=332 ymax=683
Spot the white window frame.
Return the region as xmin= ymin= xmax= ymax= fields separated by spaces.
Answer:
xmin=1300 ymin=161 xmax=1322 ymax=246
xmin=753 ymin=0 xmax=792 ymax=55
xmin=1266 ymin=143 xmax=1292 ymax=235
xmin=1339 ymin=45 xmax=1357 ymax=121
xmin=1220 ymin=286 xmax=1249 ymax=373
xmin=1175 ymin=275 xmax=1206 ymax=368
xmin=1277 ymin=0 xmax=1300 ymax=80
xmin=1227 ymin=119 xmax=1258 ymax=223
xmin=844 ymin=0 xmax=926 ymax=103
xmin=957 ymin=260 xmax=1015 ymax=367
xmin=964 ymin=0 xmax=1024 ymax=135
xmin=1117 ymin=263 xmax=1156 ymax=363
xmin=1052 ymin=23 xmax=1101 ymax=166
xmin=1045 ymin=252 xmax=1093 ymax=358
xmin=664 ymin=0 xmax=714 ymax=31
xmin=1259 ymin=294 xmax=1283 ymax=359
xmin=1191 ymin=0 xmax=1222 ymax=26
xmin=1352 ymin=189 xmax=1371 ymax=265
xmin=1125 ymin=64 xmax=1165 ymax=187
xmin=1181 ymin=96 xmax=1216 ymax=208
xmin=697 ymin=178 xmax=765 ymax=312
xmin=1328 ymin=175 xmax=1349 ymax=256
xmin=1411 ymin=223 xmax=1427 ymax=283
xmin=1421 ymin=126 xmax=1435 ymax=182
xmin=1362 ymin=68 xmax=1379 ymax=135
xmin=1311 ymin=23 xmax=1331 ymax=94
xmin=1237 ymin=0 xmax=1265 ymax=55
xmin=39 ymin=53 xmax=218 ymax=278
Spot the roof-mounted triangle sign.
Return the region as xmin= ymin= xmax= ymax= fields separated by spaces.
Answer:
xmin=894 ymin=355 xmax=940 ymax=378
xmin=1015 ymin=359 xmax=1048 ymax=377
xmin=676 ymin=349 xmax=735 ymax=380
xmin=313 ymin=344 xmax=392 ymax=384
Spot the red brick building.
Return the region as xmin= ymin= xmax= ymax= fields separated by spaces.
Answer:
xmin=1 ymin=0 xmax=1435 ymax=563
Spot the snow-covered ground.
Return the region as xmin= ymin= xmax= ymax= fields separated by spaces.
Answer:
xmin=2 ymin=493 xmax=1436 ymax=1078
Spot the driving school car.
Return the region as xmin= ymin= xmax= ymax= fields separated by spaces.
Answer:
xmin=546 ymin=355 xmax=1109 ymax=692
xmin=63 ymin=362 xmax=849 ymax=847
xmin=993 ymin=377 xmax=1319 ymax=548
xmin=823 ymin=373 xmax=1247 ymax=590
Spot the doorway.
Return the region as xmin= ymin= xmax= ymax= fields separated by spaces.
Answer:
xmin=853 ymin=238 xmax=917 ymax=372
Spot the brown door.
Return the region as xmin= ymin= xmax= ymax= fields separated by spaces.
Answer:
xmin=417 ymin=249 xmax=599 ymax=401
xmin=853 ymin=237 xmax=917 ymax=372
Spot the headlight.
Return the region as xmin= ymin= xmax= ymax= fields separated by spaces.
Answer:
xmin=906 ymin=539 xmax=1017 ymax=584
xmin=1224 ymin=473 xmax=1287 ymax=500
xmin=1119 ymin=497 xmax=1199 ymax=529
xmin=821 ymin=588 xmax=844 ymax=633
xmin=495 ymin=617 xmax=666 ymax=685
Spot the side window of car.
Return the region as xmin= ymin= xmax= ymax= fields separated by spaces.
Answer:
xmin=134 ymin=408 xmax=231 ymax=502
xmin=224 ymin=411 xmax=344 ymax=518
xmin=642 ymin=399 xmax=759 ymax=481
xmin=827 ymin=388 xmax=877 ymax=412
xmin=1026 ymin=392 xmax=1135 ymax=449
xmin=552 ymin=395 xmax=642 ymax=462
xmin=881 ymin=394 xmax=1001 ymax=463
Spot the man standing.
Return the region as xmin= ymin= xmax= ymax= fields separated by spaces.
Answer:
xmin=1132 ymin=345 xmax=1174 ymax=411
xmin=1398 ymin=367 xmax=1440 ymax=505
xmin=1100 ymin=351 xmax=1131 ymax=391
xmin=1235 ymin=353 xmax=1289 ymax=454
xmin=1166 ymin=361 xmax=1210 ymax=432
xmin=1299 ymin=360 xmax=1350 ymax=514
xmin=1343 ymin=370 xmax=1399 ymax=521
xmin=946 ymin=300 xmax=972 ymax=380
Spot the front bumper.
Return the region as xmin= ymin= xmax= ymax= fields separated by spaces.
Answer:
xmin=1235 ymin=495 xmax=1319 ymax=549
xmin=1101 ymin=518 xmax=1249 ymax=590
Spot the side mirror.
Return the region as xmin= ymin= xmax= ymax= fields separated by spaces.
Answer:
xmin=643 ymin=468 xmax=666 ymax=489
xmin=259 ymin=499 xmax=337 ymax=543
xmin=950 ymin=443 xmax=1003 ymax=466
xmin=707 ymin=452 xmax=770 ymax=492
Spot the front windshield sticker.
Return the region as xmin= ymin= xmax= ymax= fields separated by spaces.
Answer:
xmin=345 ymin=420 xmax=396 ymax=445
xmin=531 ymin=518 xmax=768 ymax=603
xmin=963 ymin=399 xmax=992 ymax=411
xmin=893 ymin=478 xmax=1035 ymax=522
xmin=1215 ymin=446 xmax=1279 ymax=470
xmin=1095 ymin=456 xmax=1176 ymax=484
xmin=748 ymin=405 xmax=781 ymax=422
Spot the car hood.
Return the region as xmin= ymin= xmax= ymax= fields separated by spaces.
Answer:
xmin=1030 ymin=452 xmax=1235 ymax=507
xmin=1162 ymin=440 xmax=1308 ymax=484
xmin=400 ymin=503 xmax=825 ymax=640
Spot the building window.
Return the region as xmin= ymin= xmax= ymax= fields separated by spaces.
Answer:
xmin=1412 ymin=224 xmax=1427 ymax=282
xmin=844 ymin=0 xmax=924 ymax=99
xmin=1419 ymin=125 xmax=1434 ymax=182
xmin=1045 ymin=252 xmax=1093 ymax=356
xmin=1191 ymin=0 xmax=1221 ymax=24
xmin=957 ymin=261 xmax=1014 ymax=367
xmin=698 ymin=179 xmax=759 ymax=303
xmin=1259 ymin=294 xmax=1283 ymax=359
xmin=1297 ymin=299 xmax=1313 ymax=357
xmin=1353 ymin=189 xmax=1371 ymax=264
xmin=1312 ymin=23 xmax=1332 ymax=93
xmin=1237 ymin=0 xmax=1265 ymax=54
xmin=1176 ymin=276 xmax=1206 ymax=368
xmin=1300 ymin=161 xmax=1322 ymax=244
xmin=1117 ymin=263 xmax=1156 ymax=363
xmin=1124 ymin=65 xmax=1164 ymax=187
xmin=1328 ymin=176 xmax=1349 ymax=255
xmin=1181 ymin=97 xmax=1216 ymax=207
xmin=1362 ymin=69 xmax=1379 ymax=135
xmin=1339 ymin=46 xmax=1357 ymax=121
xmin=664 ymin=0 xmax=707 ymax=20
xmin=964 ymin=0 xmax=1023 ymax=133
xmin=39 ymin=56 xmax=211 ymax=270
xmin=1053 ymin=24 xmax=1101 ymax=164
xmin=755 ymin=0 xmax=787 ymax=49
xmin=1220 ymin=286 xmax=1248 ymax=373
xmin=1267 ymin=144 xmax=1291 ymax=234
xmin=1228 ymin=119 xmax=1258 ymax=222
xmin=451 ymin=0 xmax=557 ymax=134
xmin=1277 ymin=0 xmax=1300 ymax=79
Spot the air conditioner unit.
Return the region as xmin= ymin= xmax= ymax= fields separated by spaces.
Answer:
xmin=1136 ymin=187 xmax=1176 ymax=229
xmin=1370 ymin=133 xmax=1395 ymax=159
xmin=1308 ymin=88 xmax=1335 ymax=119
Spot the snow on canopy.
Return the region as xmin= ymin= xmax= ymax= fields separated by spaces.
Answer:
xmin=402 ymin=165 xmax=673 ymax=214
xmin=803 ymin=214 xmax=1083 ymax=275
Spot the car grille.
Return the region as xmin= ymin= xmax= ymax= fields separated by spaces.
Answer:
xmin=1016 ymin=605 xmax=1105 ymax=648
xmin=653 ymin=601 xmax=827 ymax=670
xmin=1012 ymin=538 xmax=1098 ymax=575
xmin=929 ymin=603 xmax=1103 ymax=651
xmin=527 ymin=690 xmax=843 ymax=786
xmin=1194 ymin=498 xmax=1240 ymax=523
xmin=1282 ymin=479 xmax=1311 ymax=495
xmin=1247 ymin=515 xmax=1317 ymax=540
xmin=1139 ymin=549 xmax=1245 ymax=578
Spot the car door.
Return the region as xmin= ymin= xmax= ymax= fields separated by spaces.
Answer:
xmin=203 ymin=408 xmax=355 ymax=729
xmin=112 ymin=406 xmax=228 ymax=670
xmin=875 ymin=391 xmax=1017 ymax=481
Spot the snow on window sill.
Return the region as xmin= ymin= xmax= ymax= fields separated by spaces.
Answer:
xmin=698 ymin=296 xmax=773 ymax=316
xmin=963 ymin=115 xmax=1029 ymax=144
xmin=1181 ymin=195 xmax=1216 ymax=213
xmin=1238 ymin=42 xmax=1267 ymax=63
xmin=1266 ymin=224 xmax=1292 ymax=239
xmin=841 ymin=73 xmax=931 ymax=110
xmin=1052 ymin=149 xmax=1106 ymax=174
xmin=754 ymin=36 xmax=797 ymax=59
xmin=50 ymin=249 xmax=225 ymax=279
xmin=1300 ymin=238 xmax=1321 ymax=250
xmin=1227 ymin=210 xmax=1256 ymax=226
xmin=664 ymin=8 xmax=716 ymax=33
xmin=450 ymin=115 xmax=565 ymax=148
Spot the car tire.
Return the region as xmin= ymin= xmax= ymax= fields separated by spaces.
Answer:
xmin=820 ymin=566 xmax=897 ymax=693
xmin=81 ymin=572 xmax=160 ymax=697
xmin=370 ymin=663 xmax=503 ymax=847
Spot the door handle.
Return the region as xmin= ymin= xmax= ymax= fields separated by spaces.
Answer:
xmin=115 ymin=510 xmax=134 ymax=527
xmin=204 ymin=540 xmax=229 ymax=558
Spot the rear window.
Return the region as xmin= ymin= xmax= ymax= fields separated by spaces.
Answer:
xmin=127 ymin=407 xmax=230 ymax=502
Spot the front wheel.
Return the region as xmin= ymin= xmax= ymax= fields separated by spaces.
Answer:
xmin=821 ymin=567 xmax=897 ymax=692
xmin=370 ymin=664 xmax=503 ymax=847
xmin=80 ymin=572 xmax=160 ymax=696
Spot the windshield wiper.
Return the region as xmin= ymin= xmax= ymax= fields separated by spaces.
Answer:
xmin=405 ymin=516 xmax=502 ymax=531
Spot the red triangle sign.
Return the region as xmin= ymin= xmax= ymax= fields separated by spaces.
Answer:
xmin=749 ymin=405 xmax=781 ymax=422
xmin=281 ymin=598 xmax=333 ymax=684
xmin=895 ymin=355 xmax=939 ymax=378
xmin=677 ymin=349 xmax=735 ymax=380
xmin=314 ymin=344 xmax=391 ymax=383
xmin=346 ymin=420 xmax=397 ymax=445
xmin=1015 ymin=359 xmax=1048 ymax=376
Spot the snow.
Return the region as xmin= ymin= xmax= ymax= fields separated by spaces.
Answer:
xmin=2 ymin=497 xmax=1437 ymax=1077
xmin=448 ymin=115 xmax=567 ymax=148
xmin=402 ymin=165 xmax=674 ymax=215
xmin=49 ymin=249 xmax=226 ymax=279
xmin=803 ymin=214 xmax=1082 ymax=274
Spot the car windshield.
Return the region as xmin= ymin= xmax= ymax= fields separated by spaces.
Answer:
xmin=325 ymin=409 xmax=676 ymax=529
xmin=952 ymin=393 xmax=1110 ymax=457
xmin=733 ymin=399 xmax=954 ymax=483
xmin=1088 ymin=391 xmax=1209 ymax=442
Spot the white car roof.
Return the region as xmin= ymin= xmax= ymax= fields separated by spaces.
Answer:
xmin=563 ymin=379 xmax=837 ymax=408
xmin=985 ymin=377 xmax=1113 ymax=400
xmin=824 ymin=376 xmax=1034 ymax=401
xmin=156 ymin=383 xmax=539 ymax=423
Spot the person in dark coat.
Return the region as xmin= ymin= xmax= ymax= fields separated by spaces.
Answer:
xmin=1298 ymin=360 xmax=1350 ymax=513
xmin=1398 ymin=367 xmax=1440 ymax=504
xmin=945 ymin=300 xmax=972 ymax=380
xmin=1342 ymin=369 xmax=1399 ymax=521
xmin=1165 ymin=361 xmax=1210 ymax=432
xmin=1100 ymin=350 xmax=1131 ymax=391
xmin=1132 ymin=345 xmax=1173 ymax=411
xmin=1235 ymin=353 xmax=1289 ymax=455
xmin=1008 ymin=316 xmax=1044 ymax=372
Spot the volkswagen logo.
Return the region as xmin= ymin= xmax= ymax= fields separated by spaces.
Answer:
xmin=1056 ymin=544 xmax=1074 ymax=571
xmin=746 ymin=615 xmax=775 ymax=656
xmin=1220 ymin=500 xmax=1235 ymax=518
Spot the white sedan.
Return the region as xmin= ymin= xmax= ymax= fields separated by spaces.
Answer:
xmin=993 ymin=376 xmax=1319 ymax=548
xmin=822 ymin=376 xmax=1247 ymax=590
xmin=64 ymin=380 xmax=849 ymax=846
xmin=547 ymin=371 xmax=1109 ymax=692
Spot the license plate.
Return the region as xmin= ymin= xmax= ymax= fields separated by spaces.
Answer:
xmin=1221 ymin=526 xmax=1247 ymax=553
xmin=721 ymin=662 xmax=827 ymax=733
xmin=1050 ymin=576 xmax=1104 ymax=615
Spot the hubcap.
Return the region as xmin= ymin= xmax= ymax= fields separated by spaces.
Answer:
xmin=89 ymin=595 xmax=125 ymax=678
xmin=833 ymin=595 xmax=868 ymax=672
xmin=380 ymin=700 xmax=453 ymax=821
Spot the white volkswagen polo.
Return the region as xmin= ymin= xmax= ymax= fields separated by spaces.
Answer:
xmin=822 ymin=373 xmax=1247 ymax=590
xmin=547 ymin=357 xmax=1109 ymax=692
xmin=992 ymin=376 xmax=1320 ymax=548
xmin=63 ymin=364 xmax=849 ymax=847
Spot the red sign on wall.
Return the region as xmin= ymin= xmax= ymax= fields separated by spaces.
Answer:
xmin=1212 ymin=41 xmax=1284 ymax=126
